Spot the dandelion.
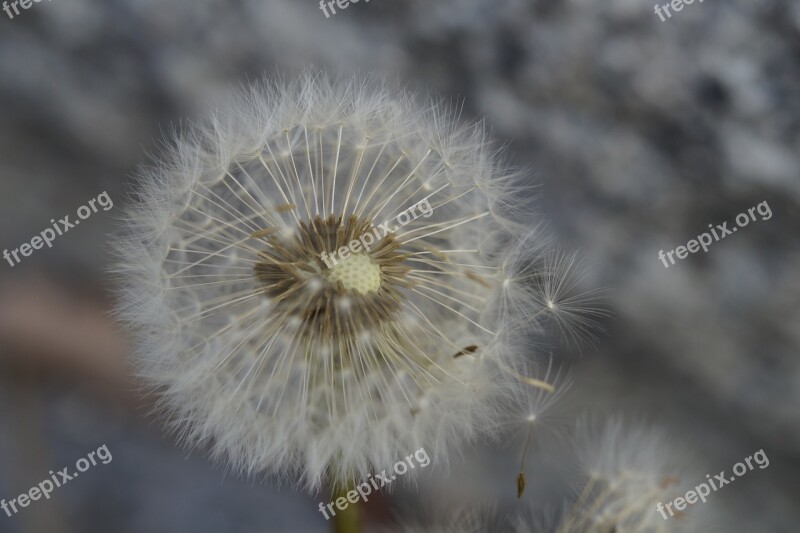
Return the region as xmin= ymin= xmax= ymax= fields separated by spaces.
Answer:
xmin=555 ymin=419 xmax=701 ymax=533
xmin=112 ymin=73 xmax=586 ymax=523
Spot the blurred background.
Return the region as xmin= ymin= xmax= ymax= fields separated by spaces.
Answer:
xmin=0 ymin=0 xmax=798 ymax=531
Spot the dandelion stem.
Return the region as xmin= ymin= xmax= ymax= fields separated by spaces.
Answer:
xmin=331 ymin=482 xmax=361 ymax=533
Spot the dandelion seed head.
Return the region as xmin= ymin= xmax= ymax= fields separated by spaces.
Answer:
xmin=112 ymin=72 xmax=582 ymax=489
xmin=567 ymin=419 xmax=704 ymax=533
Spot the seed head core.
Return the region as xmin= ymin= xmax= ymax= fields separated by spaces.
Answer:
xmin=251 ymin=214 xmax=410 ymax=339
xmin=327 ymin=253 xmax=382 ymax=294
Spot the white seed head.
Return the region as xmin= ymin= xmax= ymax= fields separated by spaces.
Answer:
xmin=113 ymin=72 xmax=576 ymax=489
xmin=565 ymin=419 xmax=702 ymax=533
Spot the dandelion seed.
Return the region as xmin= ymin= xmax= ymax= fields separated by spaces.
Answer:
xmin=501 ymin=358 xmax=571 ymax=498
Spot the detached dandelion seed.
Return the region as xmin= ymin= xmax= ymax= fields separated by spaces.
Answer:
xmin=501 ymin=358 xmax=571 ymax=498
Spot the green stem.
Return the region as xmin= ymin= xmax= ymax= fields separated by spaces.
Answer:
xmin=330 ymin=483 xmax=361 ymax=533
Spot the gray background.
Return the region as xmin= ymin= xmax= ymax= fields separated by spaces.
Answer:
xmin=0 ymin=0 xmax=798 ymax=531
